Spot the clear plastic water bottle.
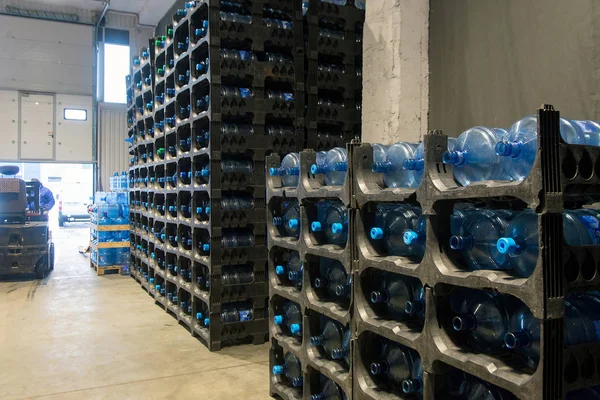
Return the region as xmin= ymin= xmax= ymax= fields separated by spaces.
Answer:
xmin=269 ymin=152 xmax=300 ymax=187
xmin=496 ymin=115 xmax=600 ymax=181
xmin=371 ymin=143 xmax=389 ymax=166
xmin=450 ymin=288 xmax=510 ymax=352
xmin=442 ymin=126 xmax=510 ymax=186
xmin=220 ymin=302 xmax=254 ymax=322
xmin=310 ymin=318 xmax=348 ymax=359
xmin=272 ymin=352 xmax=303 ymax=388
xmin=372 ymin=142 xmax=418 ymax=188
xmin=311 ymin=377 xmax=346 ymax=400
xmin=311 ymin=200 xmax=348 ymax=246
xmin=273 ymin=200 xmax=300 ymax=238
xmin=370 ymin=203 xmax=421 ymax=257
xmin=276 ymin=251 xmax=303 ymax=288
xmin=369 ymin=271 xmax=424 ymax=320
xmin=497 ymin=209 xmax=600 ymax=278
xmin=222 ymin=157 xmax=254 ymax=173
xmin=403 ymin=138 xmax=457 ymax=186
xmin=221 ymin=229 xmax=255 ymax=248
xmin=314 ymin=258 xmax=351 ymax=302
xmin=220 ymin=11 xmax=252 ymax=24
xmin=310 ymin=147 xmax=348 ymax=186
xmin=273 ymin=301 xmax=303 ymax=337
xmin=221 ymin=265 xmax=254 ymax=285
xmin=450 ymin=209 xmax=514 ymax=273
xmin=370 ymin=342 xmax=423 ymax=394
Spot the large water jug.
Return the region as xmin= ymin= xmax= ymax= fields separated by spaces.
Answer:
xmin=454 ymin=376 xmax=518 ymax=400
xmin=370 ymin=342 xmax=423 ymax=394
xmin=442 ymin=126 xmax=510 ymax=186
xmin=450 ymin=209 xmax=514 ymax=273
xmin=220 ymin=302 xmax=254 ymax=322
xmin=496 ymin=209 xmax=600 ymax=278
xmin=311 ymin=200 xmax=348 ymax=246
xmin=314 ymin=258 xmax=351 ymax=302
xmin=221 ymin=265 xmax=254 ymax=285
xmin=370 ymin=203 xmax=421 ymax=257
xmin=369 ymin=271 xmax=424 ymax=320
xmin=403 ymin=138 xmax=457 ymax=186
xmin=276 ymin=251 xmax=303 ymax=287
xmin=270 ymin=152 xmax=300 ymax=187
xmin=272 ymin=352 xmax=303 ymax=388
xmin=311 ymin=147 xmax=348 ymax=186
xmin=372 ymin=142 xmax=418 ymax=188
xmin=496 ymin=115 xmax=600 ymax=181
xmin=273 ymin=301 xmax=303 ymax=337
xmin=221 ymin=193 xmax=254 ymax=210
xmin=309 ymin=318 xmax=348 ymax=360
xmin=504 ymin=293 xmax=600 ymax=369
xmin=450 ymin=288 xmax=510 ymax=352
xmin=97 ymin=248 xmax=115 ymax=267
xmin=273 ymin=200 xmax=300 ymax=238
xmin=311 ymin=377 xmax=346 ymax=400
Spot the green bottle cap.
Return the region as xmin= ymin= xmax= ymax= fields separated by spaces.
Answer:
xmin=168 ymin=28 xmax=173 ymax=36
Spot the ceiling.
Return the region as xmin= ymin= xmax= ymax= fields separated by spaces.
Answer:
xmin=7 ymin=0 xmax=178 ymax=25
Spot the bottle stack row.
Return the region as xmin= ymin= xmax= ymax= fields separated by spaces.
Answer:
xmin=267 ymin=105 xmax=600 ymax=399
xmin=127 ymin=0 xmax=306 ymax=351
xmin=90 ymin=191 xmax=130 ymax=276
xmin=303 ymin=0 xmax=365 ymax=151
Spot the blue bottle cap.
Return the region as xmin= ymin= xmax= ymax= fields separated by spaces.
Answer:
xmin=290 ymin=323 xmax=301 ymax=335
xmin=196 ymin=312 xmax=203 ymax=320
xmin=331 ymin=222 xmax=343 ymax=234
xmin=275 ymin=265 xmax=285 ymax=275
xmin=497 ymin=237 xmax=519 ymax=254
xmin=155 ymin=284 xmax=161 ymax=290
xmin=202 ymin=244 xmax=210 ymax=252
xmin=272 ymin=365 xmax=283 ymax=375
xmin=273 ymin=315 xmax=283 ymax=325
xmin=310 ymin=164 xmax=319 ymax=175
xmin=288 ymin=219 xmax=299 ymax=229
xmin=370 ymin=227 xmax=384 ymax=240
xmin=205 ymin=207 xmax=210 ymax=214
xmin=311 ymin=221 xmax=322 ymax=232
xmin=403 ymin=230 xmax=419 ymax=245
xmin=204 ymin=318 xmax=210 ymax=326
xmin=269 ymin=167 xmax=278 ymax=176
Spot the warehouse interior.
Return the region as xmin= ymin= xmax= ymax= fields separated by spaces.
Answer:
xmin=0 ymin=0 xmax=599 ymax=399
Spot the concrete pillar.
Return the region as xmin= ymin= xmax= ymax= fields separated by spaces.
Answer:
xmin=361 ymin=0 xmax=429 ymax=144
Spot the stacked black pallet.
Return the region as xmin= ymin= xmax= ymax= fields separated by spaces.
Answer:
xmin=304 ymin=0 xmax=364 ymax=151
xmin=351 ymin=105 xmax=600 ymax=399
xmin=267 ymin=148 xmax=354 ymax=399
xmin=129 ymin=0 xmax=304 ymax=351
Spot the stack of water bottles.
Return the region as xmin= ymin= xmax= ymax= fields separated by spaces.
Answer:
xmin=303 ymin=0 xmax=365 ymax=151
xmin=90 ymin=191 xmax=130 ymax=271
xmin=346 ymin=106 xmax=600 ymax=399
xmin=109 ymin=171 xmax=130 ymax=192
xmin=267 ymin=146 xmax=353 ymax=400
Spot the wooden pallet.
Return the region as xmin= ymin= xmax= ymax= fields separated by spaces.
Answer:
xmin=90 ymin=260 xmax=122 ymax=276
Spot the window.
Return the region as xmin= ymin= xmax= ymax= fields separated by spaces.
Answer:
xmin=104 ymin=43 xmax=130 ymax=103
xmin=64 ymin=108 xmax=87 ymax=121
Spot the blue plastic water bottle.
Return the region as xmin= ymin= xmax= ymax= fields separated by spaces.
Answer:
xmin=372 ymin=142 xmax=418 ymax=188
xmin=272 ymin=200 xmax=300 ymax=238
xmin=270 ymin=152 xmax=300 ymax=187
xmin=369 ymin=271 xmax=424 ymax=320
xmin=450 ymin=209 xmax=514 ymax=273
xmin=272 ymin=352 xmax=303 ymax=388
xmin=275 ymin=251 xmax=303 ymax=288
xmin=314 ymin=258 xmax=351 ymax=302
xmin=370 ymin=341 xmax=423 ymax=394
xmin=442 ymin=126 xmax=510 ymax=186
xmin=273 ymin=301 xmax=302 ymax=337
xmin=496 ymin=115 xmax=600 ymax=181
xmin=309 ymin=318 xmax=348 ymax=360
xmin=370 ymin=203 xmax=421 ymax=257
xmin=311 ymin=147 xmax=348 ymax=186
xmin=450 ymin=288 xmax=510 ymax=353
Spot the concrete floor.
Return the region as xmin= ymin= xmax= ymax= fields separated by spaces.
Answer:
xmin=0 ymin=224 xmax=271 ymax=400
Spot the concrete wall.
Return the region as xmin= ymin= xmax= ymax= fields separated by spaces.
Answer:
xmin=361 ymin=0 xmax=430 ymax=144
xmin=429 ymin=0 xmax=600 ymax=136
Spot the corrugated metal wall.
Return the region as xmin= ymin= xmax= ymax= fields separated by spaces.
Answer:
xmin=98 ymin=103 xmax=128 ymax=191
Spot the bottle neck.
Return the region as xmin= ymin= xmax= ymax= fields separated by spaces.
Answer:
xmin=370 ymin=290 xmax=390 ymax=304
xmin=495 ymin=140 xmax=522 ymax=158
xmin=404 ymin=299 xmax=425 ymax=315
xmin=504 ymin=330 xmax=533 ymax=349
xmin=370 ymin=361 xmax=390 ymax=375
xmin=442 ymin=150 xmax=466 ymax=166
xmin=402 ymin=378 xmax=423 ymax=394
xmin=449 ymin=235 xmax=474 ymax=250
xmin=452 ymin=314 xmax=477 ymax=331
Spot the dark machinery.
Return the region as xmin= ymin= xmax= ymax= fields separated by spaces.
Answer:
xmin=0 ymin=166 xmax=54 ymax=279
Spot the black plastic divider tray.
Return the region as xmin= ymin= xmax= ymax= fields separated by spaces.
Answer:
xmin=268 ymin=245 xmax=303 ymax=303
xmin=266 ymin=143 xmax=356 ymax=207
xmin=305 ymin=128 xmax=358 ymax=152
xmin=187 ymin=0 xmax=303 ymax=53
xmin=307 ymin=58 xmax=361 ymax=93
xmin=193 ymin=300 xmax=269 ymax=351
xmin=270 ymin=337 xmax=304 ymax=400
xmin=304 ymin=0 xmax=365 ymax=27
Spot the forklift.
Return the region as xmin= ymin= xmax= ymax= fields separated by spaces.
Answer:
xmin=0 ymin=166 xmax=54 ymax=279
